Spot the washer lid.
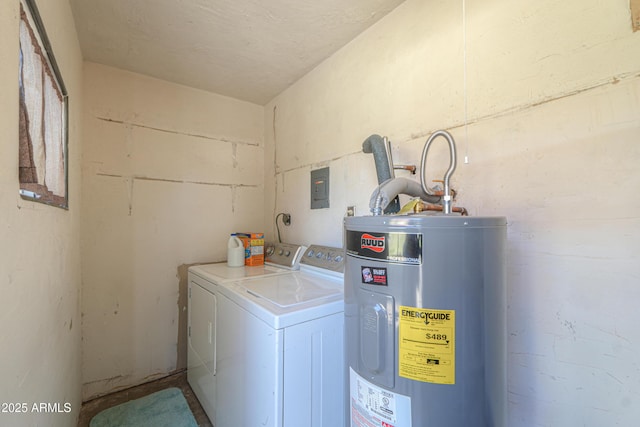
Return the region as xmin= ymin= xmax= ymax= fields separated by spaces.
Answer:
xmin=190 ymin=262 xmax=289 ymax=284
xmin=241 ymin=273 xmax=341 ymax=308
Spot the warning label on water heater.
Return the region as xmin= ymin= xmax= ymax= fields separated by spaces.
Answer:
xmin=350 ymin=368 xmax=412 ymax=427
xmin=398 ymin=306 xmax=456 ymax=384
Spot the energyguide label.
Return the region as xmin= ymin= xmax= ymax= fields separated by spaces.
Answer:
xmin=398 ymin=306 xmax=456 ymax=384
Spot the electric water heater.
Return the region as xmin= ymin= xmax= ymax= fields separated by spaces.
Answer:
xmin=344 ymin=214 xmax=506 ymax=427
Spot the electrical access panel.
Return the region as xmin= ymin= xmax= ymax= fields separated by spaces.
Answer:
xmin=311 ymin=167 xmax=330 ymax=209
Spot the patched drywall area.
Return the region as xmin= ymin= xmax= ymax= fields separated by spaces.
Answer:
xmin=0 ymin=0 xmax=83 ymax=425
xmin=264 ymin=0 xmax=640 ymax=425
xmin=81 ymin=63 xmax=264 ymax=400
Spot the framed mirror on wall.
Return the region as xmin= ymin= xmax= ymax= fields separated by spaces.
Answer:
xmin=18 ymin=0 xmax=69 ymax=209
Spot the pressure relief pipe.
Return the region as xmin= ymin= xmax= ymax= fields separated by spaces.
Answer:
xmin=420 ymin=130 xmax=457 ymax=214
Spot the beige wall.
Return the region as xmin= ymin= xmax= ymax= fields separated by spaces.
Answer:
xmin=0 ymin=0 xmax=83 ymax=425
xmin=3 ymin=0 xmax=636 ymax=423
xmin=80 ymin=63 xmax=265 ymax=399
xmin=265 ymin=0 xmax=640 ymax=425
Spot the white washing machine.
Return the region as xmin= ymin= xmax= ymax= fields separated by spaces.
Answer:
xmin=214 ymin=244 xmax=345 ymax=427
xmin=187 ymin=242 xmax=305 ymax=423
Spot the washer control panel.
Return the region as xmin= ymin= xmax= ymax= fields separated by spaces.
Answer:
xmin=300 ymin=245 xmax=345 ymax=273
xmin=264 ymin=242 xmax=305 ymax=269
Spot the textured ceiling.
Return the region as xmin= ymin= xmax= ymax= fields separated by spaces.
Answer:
xmin=69 ymin=0 xmax=405 ymax=105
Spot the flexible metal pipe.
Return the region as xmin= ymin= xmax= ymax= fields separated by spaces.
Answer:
xmin=420 ymin=130 xmax=457 ymax=214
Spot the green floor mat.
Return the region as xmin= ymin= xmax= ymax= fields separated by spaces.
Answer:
xmin=90 ymin=387 xmax=198 ymax=427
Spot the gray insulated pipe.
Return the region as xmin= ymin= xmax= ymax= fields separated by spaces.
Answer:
xmin=362 ymin=134 xmax=400 ymax=214
xmin=369 ymin=177 xmax=441 ymax=215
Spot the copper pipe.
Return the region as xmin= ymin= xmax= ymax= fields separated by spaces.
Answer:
xmin=431 ymin=189 xmax=457 ymax=199
xmin=393 ymin=164 xmax=417 ymax=174
xmin=415 ymin=201 xmax=468 ymax=216
xmin=453 ymin=206 xmax=468 ymax=216
xmin=430 ymin=180 xmax=456 ymax=199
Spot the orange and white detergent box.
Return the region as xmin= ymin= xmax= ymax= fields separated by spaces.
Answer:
xmin=236 ymin=232 xmax=264 ymax=266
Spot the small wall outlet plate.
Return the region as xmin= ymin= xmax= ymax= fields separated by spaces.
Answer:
xmin=346 ymin=206 xmax=355 ymax=217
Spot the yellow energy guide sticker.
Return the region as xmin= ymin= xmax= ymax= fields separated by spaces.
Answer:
xmin=399 ymin=306 xmax=455 ymax=384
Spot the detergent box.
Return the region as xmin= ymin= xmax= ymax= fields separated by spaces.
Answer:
xmin=236 ymin=232 xmax=265 ymax=266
